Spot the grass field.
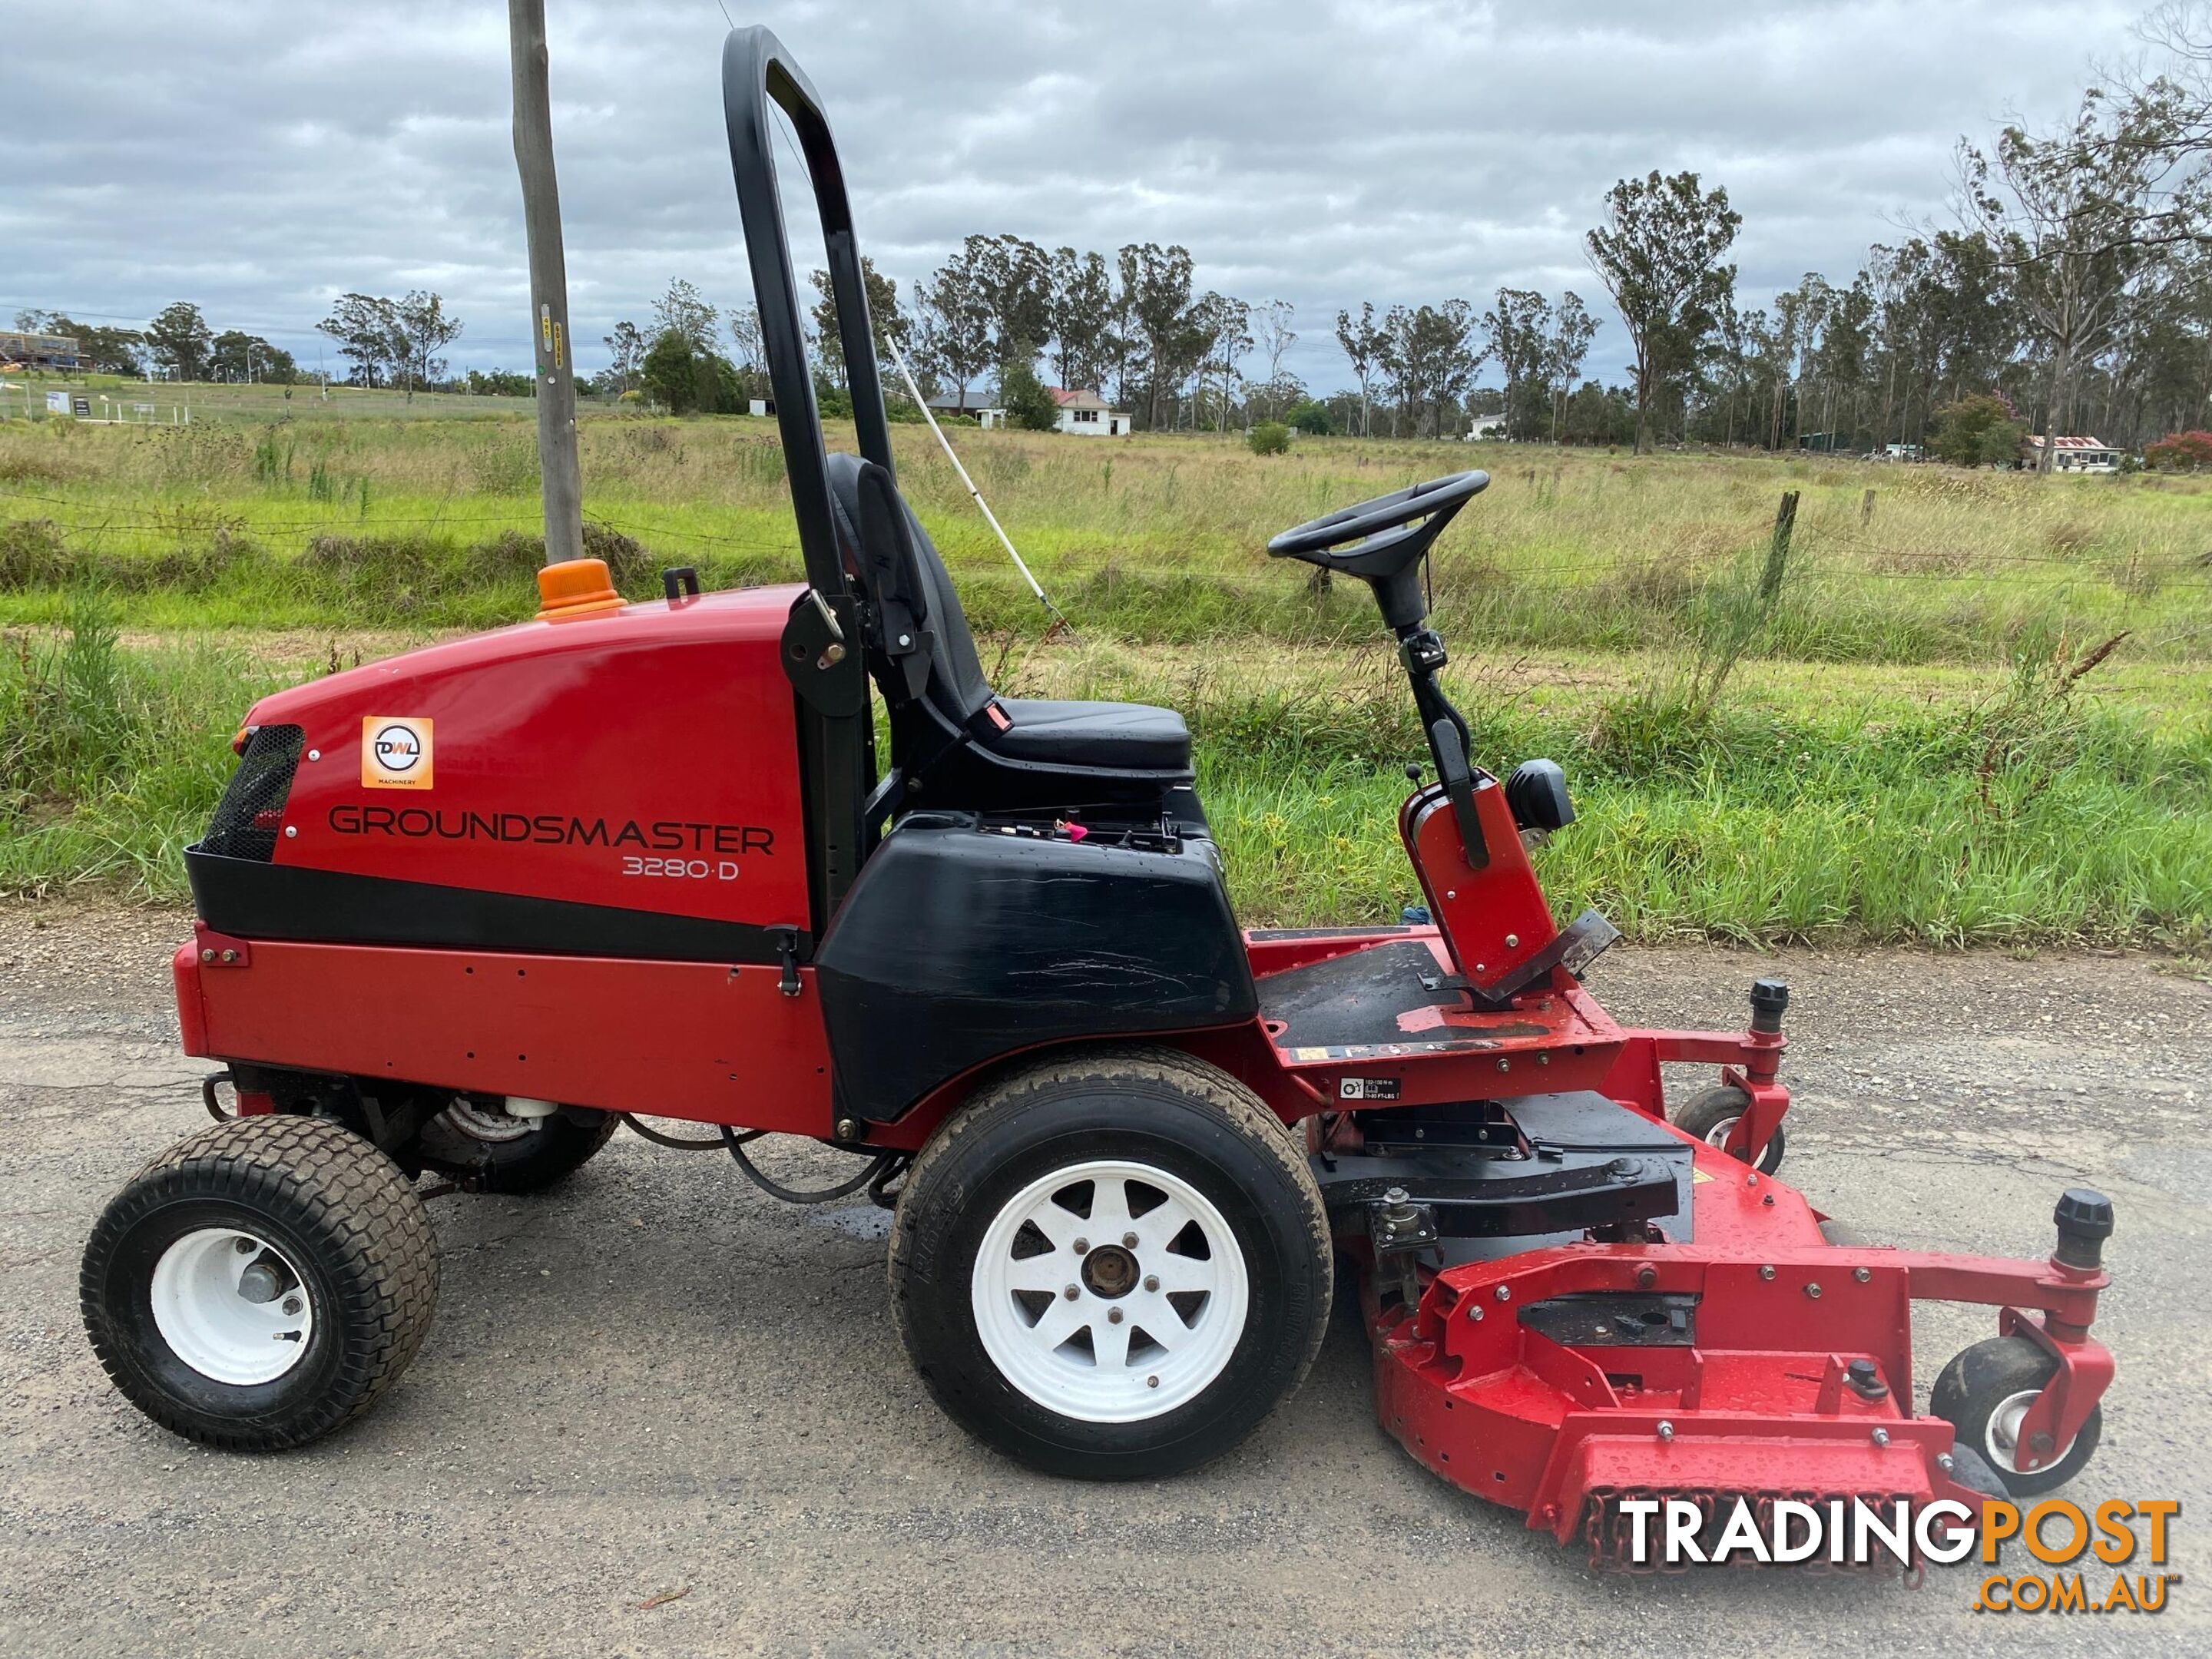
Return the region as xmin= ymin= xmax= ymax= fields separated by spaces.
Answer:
xmin=1 ymin=375 xmax=541 ymax=425
xmin=1 ymin=403 xmax=2207 ymax=946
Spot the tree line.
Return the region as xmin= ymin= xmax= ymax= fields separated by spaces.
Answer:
xmin=599 ymin=13 xmax=2212 ymax=465
xmin=31 ymin=12 xmax=2212 ymax=468
xmin=1575 ymin=9 xmax=2212 ymax=468
xmin=12 ymin=303 xmax=297 ymax=385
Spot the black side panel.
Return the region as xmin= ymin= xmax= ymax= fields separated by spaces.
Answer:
xmin=814 ymin=823 xmax=1257 ymax=1121
xmin=186 ymin=847 xmax=802 ymax=965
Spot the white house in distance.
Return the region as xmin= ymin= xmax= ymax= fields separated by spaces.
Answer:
xmin=2022 ymin=434 xmax=2122 ymax=472
xmin=1049 ymin=386 xmax=1131 ymax=437
xmin=924 ymin=385 xmax=1131 ymax=435
xmin=926 ymin=391 xmax=1005 ymax=429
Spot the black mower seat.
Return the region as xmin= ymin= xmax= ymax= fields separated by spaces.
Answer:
xmin=822 ymin=451 xmax=1194 ymax=785
xmin=986 ymin=697 xmax=1191 ymax=771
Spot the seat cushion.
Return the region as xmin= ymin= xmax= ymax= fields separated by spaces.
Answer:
xmin=986 ymin=697 xmax=1192 ymax=772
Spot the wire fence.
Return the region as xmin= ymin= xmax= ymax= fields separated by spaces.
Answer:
xmin=3 ymin=485 xmax=2210 ymax=593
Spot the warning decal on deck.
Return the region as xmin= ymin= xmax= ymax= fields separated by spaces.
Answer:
xmin=1339 ymin=1076 xmax=1402 ymax=1101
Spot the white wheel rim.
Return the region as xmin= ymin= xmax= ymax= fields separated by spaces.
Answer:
xmin=971 ymin=1158 xmax=1250 ymax=1424
xmin=149 ymin=1227 xmax=314 ymax=1386
xmin=1700 ymin=1115 xmax=1741 ymax=1150
xmin=1987 ymin=1386 xmax=2073 ymax=1473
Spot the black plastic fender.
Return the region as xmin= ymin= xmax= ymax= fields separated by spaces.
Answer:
xmin=813 ymin=819 xmax=1257 ymax=1122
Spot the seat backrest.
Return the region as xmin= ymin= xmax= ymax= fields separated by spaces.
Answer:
xmin=825 ymin=451 xmax=994 ymax=725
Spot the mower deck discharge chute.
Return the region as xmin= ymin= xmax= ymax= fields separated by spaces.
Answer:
xmin=80 ymin=25 xmax=2114 ymax=1560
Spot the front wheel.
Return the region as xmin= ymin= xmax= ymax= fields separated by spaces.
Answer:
xmin=1932 ymin=1336 xmax=2103 ymax=1496
xmin=80 ymin=1114 xmax=439 ymax=1450
xmin=889 ymin=1046 xmax=1332 ymax=1480
xmin=1674 ymin=1084 xmax=1785 ymax=1174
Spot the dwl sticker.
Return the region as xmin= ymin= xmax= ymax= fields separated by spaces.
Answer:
xmin=362 ymin=717 xmax=433 ymax=790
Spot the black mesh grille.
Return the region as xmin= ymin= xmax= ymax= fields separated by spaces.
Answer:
xmin=202 ymin=724 xmax=305 ymax=862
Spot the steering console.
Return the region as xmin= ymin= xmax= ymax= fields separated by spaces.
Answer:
xmin=1270 ymin=468 xmax=1495 ymax=864
xmin=1266 ymin=469 xmax=1488 ymax=632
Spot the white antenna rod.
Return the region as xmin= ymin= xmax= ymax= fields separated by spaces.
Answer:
xmin=883 ymin=333 xmax=1066 ymax=624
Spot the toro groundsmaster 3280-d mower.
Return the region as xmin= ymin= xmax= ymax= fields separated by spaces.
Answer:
xmin=81 ymin=28 xmax=2118 ymax=1562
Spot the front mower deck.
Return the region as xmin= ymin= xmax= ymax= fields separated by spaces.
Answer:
xmin=1366 ymin=1141 xmax=2116 ymax=1563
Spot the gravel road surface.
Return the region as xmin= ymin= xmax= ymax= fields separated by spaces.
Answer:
xmin=2 ymin=905 xmax=2206 ymax=1657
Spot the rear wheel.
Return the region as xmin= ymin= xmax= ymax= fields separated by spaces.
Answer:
xmin=414 ymin=1097 xmax=617 ymax=1194
xmin=1674 ymin=1084 xmax=1785 ymax=1174
xmin=80 ymin=1114 xmax=439 ymax=1450
xmin=890 ymin=1045 xmax=1331 ymax=1480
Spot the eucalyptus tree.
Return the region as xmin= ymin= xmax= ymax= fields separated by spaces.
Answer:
xmin=1585 ymin=170 xmax=1741 ymax=452
xmin=1334 ymin=301 xmax=1388 ymax=436
xmin=1545 ymin=293 xmax=1599 ymax=442
xmin=1118 ymin=243 xmax=1200 ymax=429
xmin=1958 ymin=88 xmax=2197 ymax=470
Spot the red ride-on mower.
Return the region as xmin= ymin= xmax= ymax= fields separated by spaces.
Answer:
xmin=82 ymin=28 xmax=2115 ymax=1555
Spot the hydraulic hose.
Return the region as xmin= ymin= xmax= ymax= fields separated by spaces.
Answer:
xmin=622 ymin=1113 xmax=902 ymax=1205
xmin=719 ymin=1124 xmax=898 ymax=1204
xmin=620 ymin=1113 xmax=727 ymax=1150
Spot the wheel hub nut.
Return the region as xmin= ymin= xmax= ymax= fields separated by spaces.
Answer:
xmin=237 ymin=1263 xmax=282 ymax=1303
xmin=1081 ymin=1243 xmax=1140 ymax=1300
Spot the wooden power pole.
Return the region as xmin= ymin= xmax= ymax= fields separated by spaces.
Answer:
xmin=508 ymin=0 xmax=584 ymax=567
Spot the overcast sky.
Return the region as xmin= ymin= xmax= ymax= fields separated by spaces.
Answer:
xmin=1 ymin=0 xmax=2154 ymax=390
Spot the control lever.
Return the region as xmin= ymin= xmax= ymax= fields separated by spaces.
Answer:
xmin=1426 ymin=719 xmax=1489 ymax=868
xmin=772 ymin=927 xmax=803 ymax=997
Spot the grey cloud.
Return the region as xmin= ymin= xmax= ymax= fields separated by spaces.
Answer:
xmin=0 ymin=0 xmax=2142 ymax=389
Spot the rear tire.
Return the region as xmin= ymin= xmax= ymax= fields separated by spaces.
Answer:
xmin=889 ymin=1045 xmax=1331 ymax=1480
xmin=81 ymin=1114 xmax=439 ymax=1450
xmin=414 ymin=1098 xmax=617 ymax=1194
xmin=1674 ymin=1084 xmax=1785 ymax=1174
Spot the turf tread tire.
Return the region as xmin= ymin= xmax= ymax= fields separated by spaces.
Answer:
xmin=81 ymin=1114 xmax=439 ymax=1451
xmin=889 ymin=1043 xmax=1331 ymax=1480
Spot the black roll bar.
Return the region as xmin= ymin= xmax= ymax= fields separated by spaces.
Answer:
xmin=720 ymin=25 xmax=896 ymax=598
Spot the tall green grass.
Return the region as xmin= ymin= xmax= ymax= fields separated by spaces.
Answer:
xmin=0 ymin=591 xmax=285 ymax=892
xmin=2 ymin=412 xmax=2204 ymax=940
xmin=2 ymin=604 xmax=2203 ymax=945
xmin=1144 ymin=643 xmax=2209 ymax=944
xmin=3 ymin=415 xmax=2208 ymax=659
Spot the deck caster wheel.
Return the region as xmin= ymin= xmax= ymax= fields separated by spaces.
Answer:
xmin=1674 ymin=1084 xmax=1784 ymax=1174
xmin=1932 ymin=1336 xmax=2103 ymax=1496
xmin=415 ymin=1098 xmax=617 ymax=1194
xmin=889 ymin=1045 xmax=1331 ymax=1481
xmin=80 ymin=1115 xmax=439 ymax=1450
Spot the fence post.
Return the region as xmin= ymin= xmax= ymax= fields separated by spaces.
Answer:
xmin=1760 ymin=489 xmax=1799 ymax=602
xmin=1860 ymin=487 xmax=1876 ymax=527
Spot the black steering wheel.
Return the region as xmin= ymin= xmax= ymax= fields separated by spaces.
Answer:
xmin=1266 ymin=469 xmax=1488 ymax=630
